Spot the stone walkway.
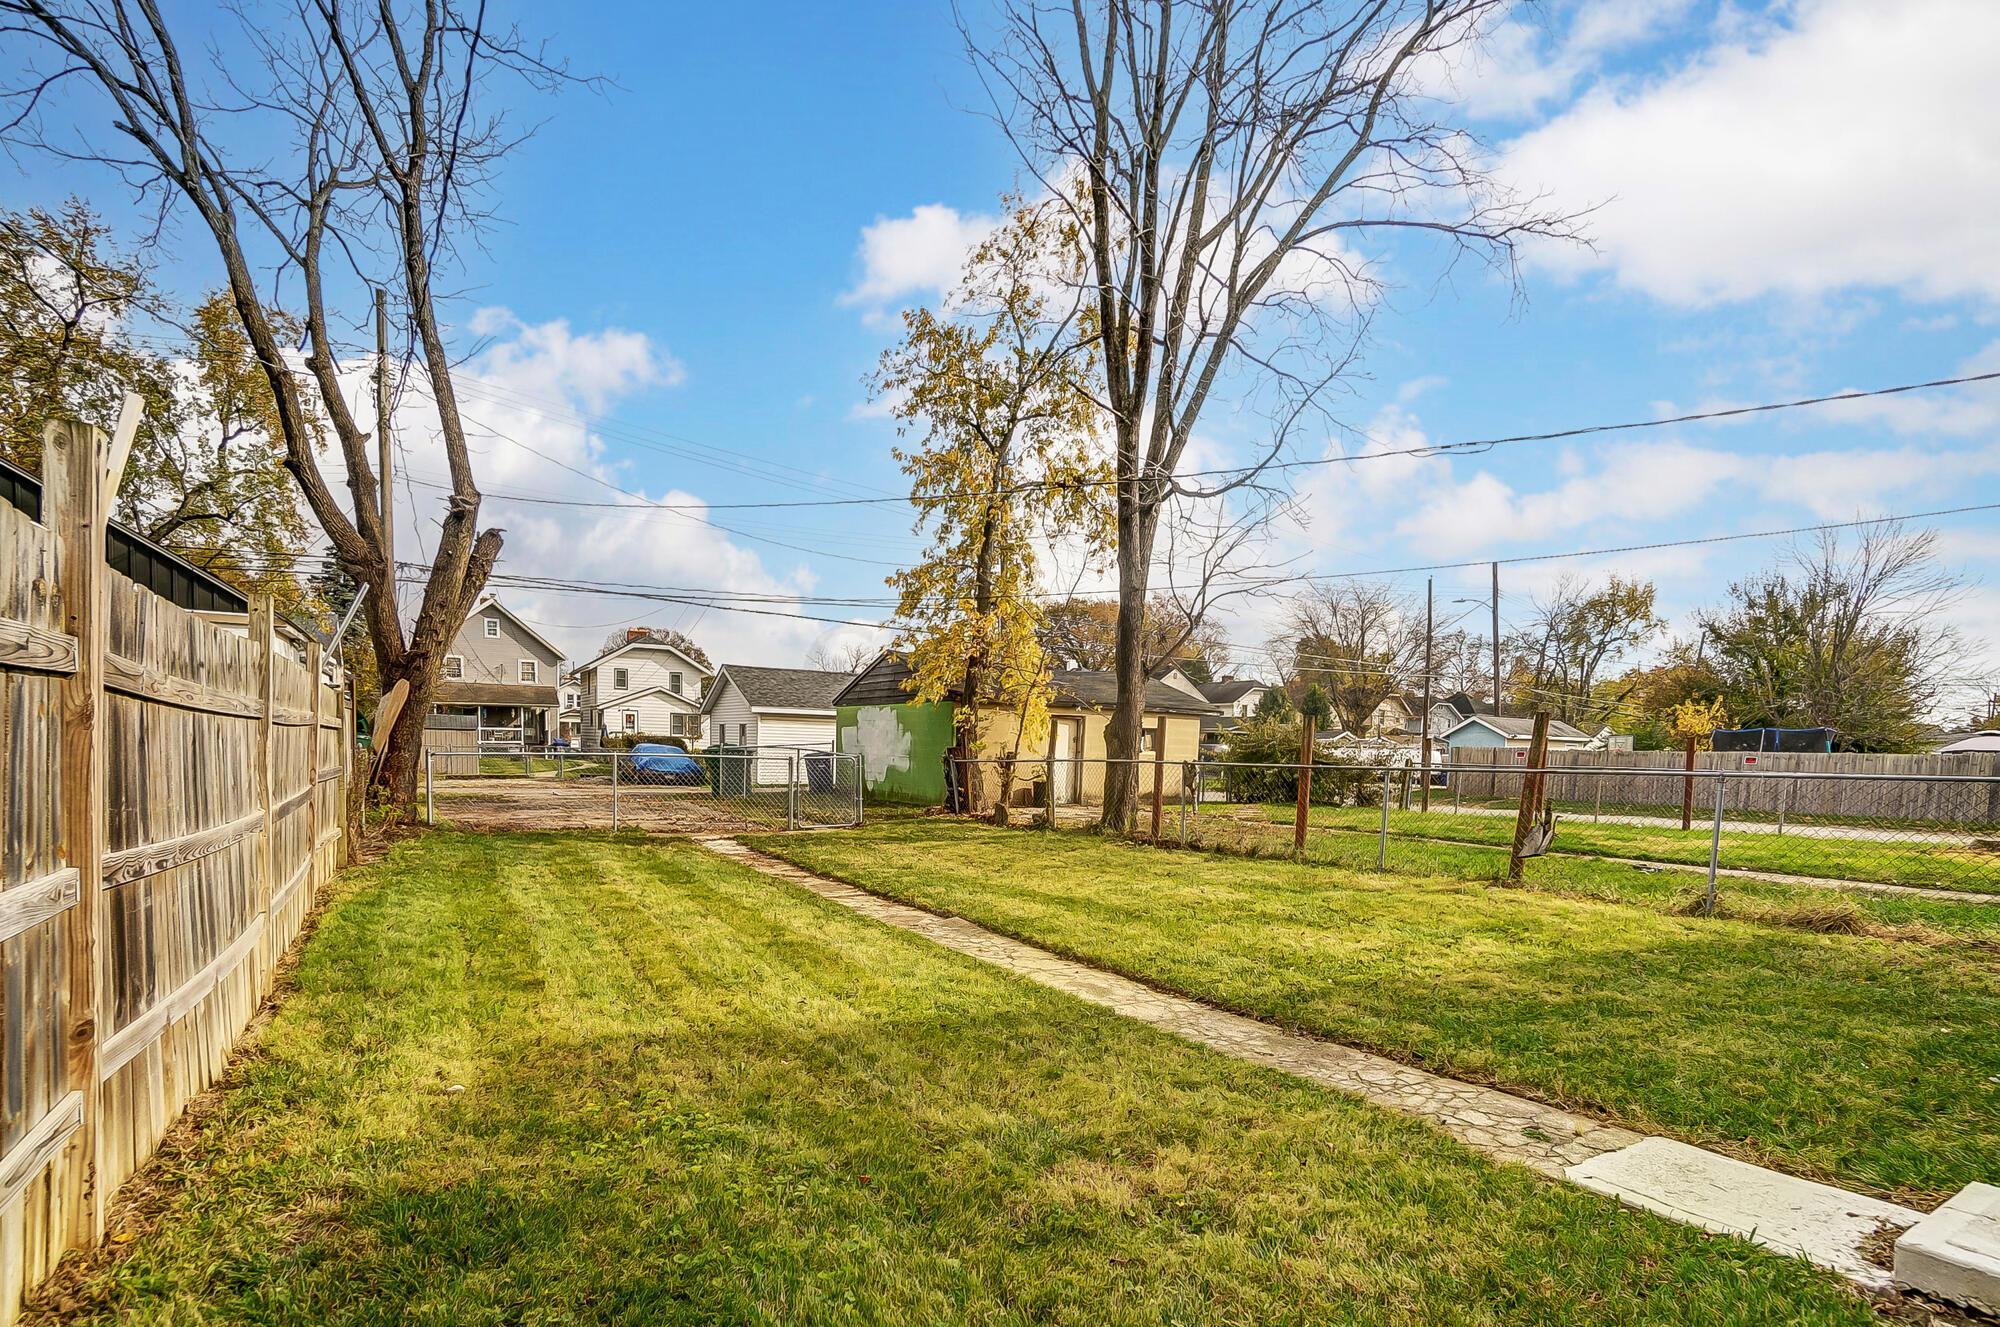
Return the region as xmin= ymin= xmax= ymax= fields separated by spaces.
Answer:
xmin=700 ymin=836 xmax=1925 ymax=1290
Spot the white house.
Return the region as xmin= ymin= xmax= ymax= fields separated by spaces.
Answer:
xmin=701 ymin=664 xmax=854 ymax=783
xmin=1198 ymin=677 xmax=1272 ymax=718
xmin=427 ymin=598 xmax=565 ymax=750
xmin=557 ymin=673 xmax=583 ymax=743
xmin=573 ymin=633 xmax=715 ymax=745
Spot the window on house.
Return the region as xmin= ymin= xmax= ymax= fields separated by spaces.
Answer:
xmin=669 ymin=670 xmax=682 ymax=694
xmin=622 ymin=711 xmax=637 ymax=732
xmin=442 ymin=655 xmax=464 ymax=680
xmin=669 ymin=713 xmax=685 ymax=737
xmin=1140 ymin=728 xmax=1156 ymax=753
xmin=483 ymin=617 xmax=499 ymax=638
xmin=613 ymin=667 xmax=629 ymax=690
xmin=519 ymin=659 xmax=538 ymax=684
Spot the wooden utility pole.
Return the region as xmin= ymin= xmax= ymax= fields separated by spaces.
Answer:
xmin=1490 ymin=561 xmax=1502 ymax=714
xmin=1680 ymin=733 xmax=1698 ymax=831
xmin=1419 ymin=577 xmax=1434 ymax=812
xmin=1293 ymin=712 xmax=1316 ymax=854
xmin=1506 ymin=711 xmax=1551 ymax=884
xmin=374 ymin=288 xmax=393 ymax=583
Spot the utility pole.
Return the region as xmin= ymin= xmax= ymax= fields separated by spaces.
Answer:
xmin=374 ymin=287 xmax=393 ymax=586
xmin=1490 ymin=561 xmax=1502 ymax=715
xmin=1419 ymin=577 xmax=1434 ymax=812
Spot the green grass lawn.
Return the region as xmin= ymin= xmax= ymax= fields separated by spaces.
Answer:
xmin=757 ymin=820 xmax=2000 ymax=1203
xmin=61 ymin=831 xmax=1883 ymax=1326
xmin=1246 ymin=801 xmax=2000 ymax=894
xmin=1183 ymin=808 xmax=2000 ymax=942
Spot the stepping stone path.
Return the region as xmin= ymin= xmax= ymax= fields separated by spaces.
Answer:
xmin=701 ymin=837 xmax=1983 ymax=1306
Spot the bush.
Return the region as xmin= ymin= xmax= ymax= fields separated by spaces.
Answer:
xmin=1216 ymin=719 xmax=1401 ymax=806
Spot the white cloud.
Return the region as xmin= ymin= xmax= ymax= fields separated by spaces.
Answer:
xmin=1504 ymin=0 xmax=2000 ymax=307
xmin=340 ymin=312 xmax=843 ymax=668
xmin=468 ymin=307 xmax=683 ymax=410
xmin=839 ymin=203 xmax=997 ymax=312
xmin=1755 ymin=443 xmax=2000 ymax=519
xmin=1417 ymin=0 xmax=1697 ymax=120
xmin=1394 ymin=438 xmax=1741 ymax=555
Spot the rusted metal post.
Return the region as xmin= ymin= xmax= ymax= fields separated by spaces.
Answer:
xmin=1681 ymin=734 xmax=1698 ymax=831
xmin=1704 ymin=776 xmax=1727 ymax=915
xmin=1293 ymin=714 xmax=1316 ymax=854
xmin=1378 ymin=766 xmax=1392 ymax=869
xmin=1420 ymin=576 xmax=1433 ymax=811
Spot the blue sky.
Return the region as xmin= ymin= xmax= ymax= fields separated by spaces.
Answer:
xmin=8 ymin=0 xmax=1999 ymax=719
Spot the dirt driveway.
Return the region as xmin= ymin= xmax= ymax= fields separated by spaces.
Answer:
xmin=431 ymin=776 xmax=788 ymax=835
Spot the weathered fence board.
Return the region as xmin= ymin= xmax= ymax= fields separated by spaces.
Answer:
xmin=0 ymin=421 xmax=350 ymax=1324
xmin=1448 ymin=747 xmax=2000 ymax=824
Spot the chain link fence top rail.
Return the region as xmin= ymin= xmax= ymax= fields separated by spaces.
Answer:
xmin=424 ymin=746 xmax=863 ymax=832
xmin=949 ymin=755 xmax=2000 ymax=899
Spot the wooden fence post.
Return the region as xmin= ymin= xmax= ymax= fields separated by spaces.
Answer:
xmin=48 ymin=419 xmax=107 ymax=1247
xmin=1507 ymin=712 xmax=1551 ymax=885
xmin=248 ymin=595 xmax=275 ymax=981
xmin=1149 ymin=716 xmax=1166 ymax=842
xmin=341 ymin=673 xmax=359 ymax=866
xmin=306 ymin=643 xmax=324 ymax=900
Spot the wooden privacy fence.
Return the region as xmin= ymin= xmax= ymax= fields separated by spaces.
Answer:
xmin=1447 ymin=748 xmax=2000 ymax=824
xmin=0 ymin=421 xmax=350 ymax=1324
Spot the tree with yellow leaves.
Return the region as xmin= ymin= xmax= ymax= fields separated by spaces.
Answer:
xmin=1667 ymin=696 xmax=1729 ymax=751
xmin=873 ymin=196 xmax=1110 ymax=818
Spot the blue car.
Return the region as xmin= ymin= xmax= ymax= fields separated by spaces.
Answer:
xmin=627 ymin=742 xmax=703 ymax=785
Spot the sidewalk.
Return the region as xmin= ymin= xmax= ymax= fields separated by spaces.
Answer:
xmin=701 ymin=836 xmax=1926 ymax=1292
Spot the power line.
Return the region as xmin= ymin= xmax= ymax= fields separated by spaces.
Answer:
xmin=401 ymin=367 xmax=2000 ymax=513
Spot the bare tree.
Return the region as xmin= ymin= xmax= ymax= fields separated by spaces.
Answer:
xmin=1694 ymin=525 xmax=1963 ymax=751
xmin=1504 ymin=575 xmax=1661 ymax=724
xmin=805 ymin=638 xmax=877 ymax=674
xmin=969 ymin=0 xmax=1587 ymax=828
xmin=1277 ymin=581 xmax=1421 ymax=735
xmin=1 ymin=0 xmax=573 ymax=803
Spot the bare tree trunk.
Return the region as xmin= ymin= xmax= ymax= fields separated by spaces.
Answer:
xmin=2 ymin=0 xmax=566 ymax=811
xmin=1101 ymin=505 xmax=1154 ymax=830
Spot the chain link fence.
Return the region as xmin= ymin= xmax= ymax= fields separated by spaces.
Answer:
xmin=423 ymin=746 xmax=863 ymax=832
xmin=951 ymin=755 xmax=2000 ymax=901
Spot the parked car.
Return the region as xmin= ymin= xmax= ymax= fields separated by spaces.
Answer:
xmin=627 ymin=742 xmax=703 ymax=785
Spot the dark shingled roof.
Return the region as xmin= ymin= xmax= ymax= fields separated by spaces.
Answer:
xmin=1197 ymin=677 xmax=1267 ymax=705
xmin=433 ymin=681 xmax=560 ymax=708
xmin=704 ymin=664 xmax=854 ymax=714
xmin=832 ymin=653 xmax=1218 ymax=716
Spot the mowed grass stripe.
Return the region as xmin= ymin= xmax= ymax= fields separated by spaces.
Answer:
xmin=757 ymin=820 xmax=2000 ymax=1203
xmin=1185 ymin=809 xmax=2000 ymax=940
xmin=1259 ymin=801 xmax=2000 ymax=895
xmin=54 ymin=830 xmax=1873 ymax=1325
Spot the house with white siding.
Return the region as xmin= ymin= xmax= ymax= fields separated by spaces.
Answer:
xmin=423 ymin=598 xmax=566 ymax=750
xmin=701 ymin=664 xmax=854 ymax=783
xmin=572 ymin=632 xmax=715 ymax=746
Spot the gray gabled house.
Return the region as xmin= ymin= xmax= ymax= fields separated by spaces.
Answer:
xmin=428 ymin=597 xmax=565 ymax=750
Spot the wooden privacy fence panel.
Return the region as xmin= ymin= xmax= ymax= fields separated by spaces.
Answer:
xmin=1448 ymin=748 xmax=2000 ymax=823
xmin=0 ymin=421 xmax=350 ymax=1325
